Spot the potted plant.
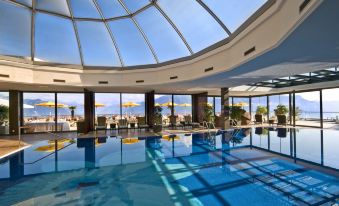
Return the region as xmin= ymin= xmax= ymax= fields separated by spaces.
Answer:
xmin=0 ymin=105 xmax=9 ymax=134
xmin=153 ymin=106 xmax=163 ymax=133
xmin=274 ymin=104 xmax=288 ymax=125
xmin=68 ymin=106 xmax=77 ymax=120
xmin=255 ymin=106 xmax=267 ymax=124
xmin=225 ymin=106 xmax=245 ymax=126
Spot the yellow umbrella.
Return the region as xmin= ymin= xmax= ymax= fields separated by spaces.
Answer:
xmin=161 ymin=102 xmax=178 ymax=107
xmin=122 ymin=102 xmax=140 ymax=108
xmin=47 ymin=138 xmax=72 ymax=144
xmin=233 ymin=102 xmax=249 ymax=107
xmin=162 ymin=135 xmax=180 ymax=141
xmin=155 ymin=103 xmax=161 ymax=107
xmin=95 ymin=103 xmax=105 ymax=108
xmin=122 ymin=138 xmax=139 ymax=144
xmin=35 ymin=101 xmax=67 ymax=108
xmin=179 ymin=103 xmax=192 ymax=115
xmin=179 ymin=103 xmax=192 ymax=107
xmin=206 ymin=103 xmax=213 ymax=107
xmin=35 ymin=143 xmax=64 ymax=152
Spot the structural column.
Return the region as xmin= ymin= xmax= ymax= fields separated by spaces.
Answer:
xmin=84 ymin=89 xmax=95 ymax=133
xmin=192 ymin=92 xmax=208 ymax=123
xmin=145 ymin=90 xmax=155 ymax=127
xmin=221 ymin=88 xmax=230 ymax=129
xmin=9 ymin=90 xmax=21 ymax=135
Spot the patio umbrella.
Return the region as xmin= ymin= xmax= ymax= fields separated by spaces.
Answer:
xmin=94 ymin=103 xmax=105 ymax=117
xmin=122 ymin=102 xmax=140 ymax=108
xmin=35 ymin=101 xmax=67 ymax=117
xmin=233 ymin=102 xmax=249 ymax=107
xmin=179 ymin=103 xmax=192 ymax=115
xmin=234 ymin=102 xmax=249 ymax=109
xmin=35 ymin=101 xmax=67 ymax=108
xmin=161 ymin=102 xmax=178 ymax=116
xmin=206 ymin=102 xmax=213 ymax=107
xmin=122 ymin=138 xmax=139 ymax=144
xmin=162 ymin=135 xmax=180 ymax=141
xmin=35 ymin=143 xmax=64 ymax=152
xmin=160 ymin=102 xmax=178 ymax=107
xmin=155 ymin=103 xmax=161 ymax=107
xmin=122 ymin=102 xmax=140 ymax=118
xmin=95 ymin=103 xmax=105 ymax=108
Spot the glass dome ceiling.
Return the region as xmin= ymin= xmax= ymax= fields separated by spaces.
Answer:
xmin=0 ymin=0 xmax=269 ymax=69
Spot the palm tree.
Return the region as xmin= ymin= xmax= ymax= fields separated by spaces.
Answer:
xmin=68 ymin=106 xmax=77 ymax=120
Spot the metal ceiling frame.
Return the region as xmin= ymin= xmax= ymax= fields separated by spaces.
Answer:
xmin=248 ymin=68 xmax=339 ymax=88
xmin=1 ymin=0 xmax=274 ymax=70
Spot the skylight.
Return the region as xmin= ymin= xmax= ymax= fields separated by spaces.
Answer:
xmin=0 ymin=0 xmax=269 ymax=69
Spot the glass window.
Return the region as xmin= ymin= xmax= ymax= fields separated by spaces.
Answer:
xmin=76 ymin=21 xmax=121 ymax=66
xmin=121 ymin=93 xmax=145 ymax=121
xmin=135 ymin=7 xmax=190 ymax=62
xmin=174 ymin=95 xmax=192 ymax=121
xmin=0 ymin=1 xmax=31 ymax=58
xmin=120 ymin=0 xmax=150 ymax=13
xmin=322 ymin=88 xmax=339 ymax=123
xmin=202 ymin=0 xmax=267 ymax=32
xmin=69 ymin=0 xmax=101 ymax=19
xmin=208 ymin=97 xmax=214 ymax=113
xmin=0 ymin=92 xmax=10 ymax=135
xmin=155 ymin=94 xmax=172 ymax=125
xmin=158 ymin=0 xmax=227 ymax=52
xmin=108 ymin=18 xmax=156 ymax=66
xmin=251 ymin=96 xmax=267 ymax=121
xmin=56 ymin=93 xmax=84 ymax=132
xmin=269 ymin=94 xmax=289 ymax=120
xmin=295 ymin=91 xmax=320 ymax=127
xmin=23 ymin=93 xmax=56 ymax=133
xmin=34 ymin=13 xmax=81 ymax=64
xmin=232 ymin=97 xmax=249 ymax=113
xmin=36 ymin=0 xmax=71 ymax=16
xmin=95 ymin=93 xmax=121 ymax=127
xmin=15 ymin=0 xmax=32 ymax=7
xmin=96 ymin=0 xmax=127 ymax=19
xmin=215 ymin=97 xmax=221 ymax=116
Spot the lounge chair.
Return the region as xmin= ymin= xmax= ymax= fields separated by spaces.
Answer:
xmin=137 ymin=117 xmax=149 ymax=130
xmin=183 ymin=115 xmax=192 ymax=128
xmin=76 ymin=121 xmax=86 ymax=134
xmin=109 ymin=122 xmax=118 ymax=131
xmin=169 ymin=115 xmax=183 ymax=129
xmin=118 ymin=119 xmax=128 ymax=130
xmin=96 ymin=116 xmax=107 ymax=134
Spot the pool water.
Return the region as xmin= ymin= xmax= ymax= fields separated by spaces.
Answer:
xmin=0 ymin=128 xmax=338 ymax=205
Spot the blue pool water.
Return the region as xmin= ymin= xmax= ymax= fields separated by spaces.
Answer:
xmin=0 ymin=128 xmax=338 ymax=205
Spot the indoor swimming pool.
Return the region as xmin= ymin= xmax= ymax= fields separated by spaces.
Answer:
xmin=0 ymin=128 xmax=338 ymax=205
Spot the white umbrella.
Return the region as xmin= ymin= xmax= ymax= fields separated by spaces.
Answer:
xmin=0 ymin=99 xmax=34 ymax=109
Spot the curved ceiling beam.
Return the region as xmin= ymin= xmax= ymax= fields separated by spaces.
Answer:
xmin=153 ymin=3 xmax=194 ymax=55
xmin=66 ymin=0 xmax=85 ymax=67
xmin=195 ymin=0 xmax=231 ymax=36
xmin=93 ymin=0 xmax=124 ymax=67
xmin=117 ymin=0 xmax=160 ymax=64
